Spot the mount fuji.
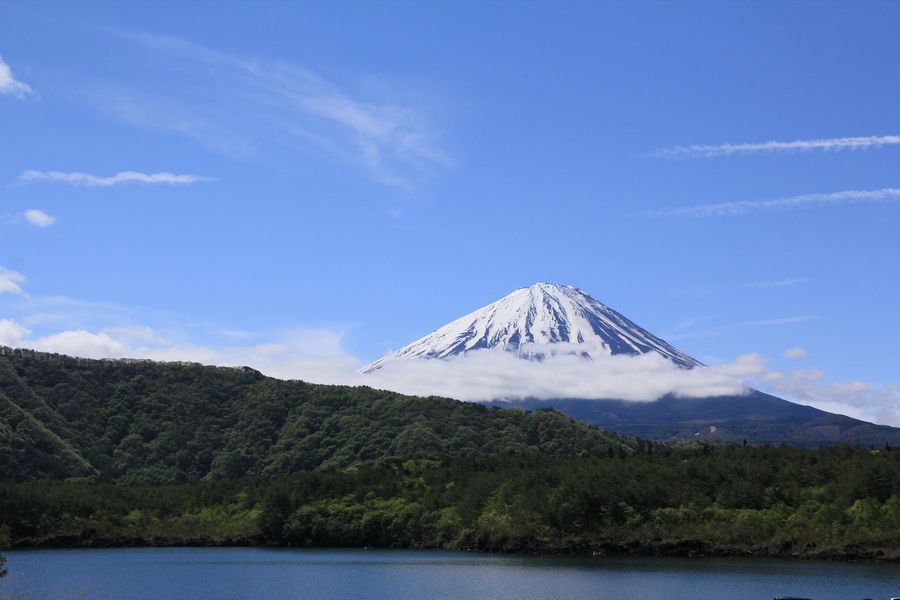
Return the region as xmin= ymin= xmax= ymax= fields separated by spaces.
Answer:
xmin=364 ymin=283 xmax=900 ymax=446
xmin=363 ymin=282 xmax=700 ymax=372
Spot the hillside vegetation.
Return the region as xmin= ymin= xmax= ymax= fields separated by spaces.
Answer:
xmin=2 ymin=347 xmax=898 ymax=562
xmin=2 ymin=446 xmax=899 ymax=560
xmin=0 ymin=347 xmax=633 ymax=483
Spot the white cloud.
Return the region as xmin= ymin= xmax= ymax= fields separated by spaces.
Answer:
xmin=652 ymin=135 xmax=900 ymax=158
xmin=0 ymin=299 xmax=361 ymax=384
xmin=369 ymin=351 xmax=900 ymax=427
xmin=29 ymin=330 xmax=128 ymax=358
xmin=4 ymin=313 xmax=900 ymax=426
xmin=96 ymin=31 xmax=451 ymax=188
xmin=2 ymin=281 xmax=897 ymax=427
xmin=637 ymin=188 xmax=900 ymax=218
xmin=0 ymin=321 xmax=757 ymax=402
xmin=364 ymin=350 xmax=761 ymax=402
xmin=105 ymin=325 xmax=171 ymax=345
xmin=0 ymin=319 xmax=30 ymax=346
xmin=19 ymin=170 xmax=211 ymax=187
xmin=783 ymin=347 xmax=807 ymax=359
xmin=217 ymin=329 xmax=254 ymax=340
xmin=23 ymin=209 xmax=56 ymax=227
xmin=763 ymin=369 xmax=900 ymax=426
xmin=0 ymin=55 xmax=33 ymax=98
xmin=0 ymin=267 xmax=26 ymax=295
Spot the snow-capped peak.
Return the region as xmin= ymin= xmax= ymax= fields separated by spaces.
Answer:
xmin=362 ymin=282 xmax=701 ymax=372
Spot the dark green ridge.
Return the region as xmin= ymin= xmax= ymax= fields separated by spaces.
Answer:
xmin=0 ymin=347 xmax=636 ymax=483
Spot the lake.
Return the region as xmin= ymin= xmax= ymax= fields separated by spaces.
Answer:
xmin=1 ymin=548 xmax=898 ymax=600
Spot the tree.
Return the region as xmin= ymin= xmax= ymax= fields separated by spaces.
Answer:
xmin=0 ymin=524 xmax=9 ymax=577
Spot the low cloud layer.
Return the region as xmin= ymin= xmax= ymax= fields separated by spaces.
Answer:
xmin=2 ymin=312 xmax=898 ymax=426
xmin=0 ymin=314 xmax=758 ymax=401
xmin=1 ymin=270 xmax=898 ymax=426
xmin=764 ymin=369 xmax=900 ymax=427
xmin=364 ymin=350 xmax=759 ymax=401
xmin=652 ymin=135 xmax=900 ymax=158
xmin=0 ymin=319 xmax=30 ymax=346
xmin=19 ymin=170 xmax=211 ymax=187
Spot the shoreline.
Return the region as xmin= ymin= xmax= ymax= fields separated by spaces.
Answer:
xmin=10 ymin=535 xmax=900 ymax=563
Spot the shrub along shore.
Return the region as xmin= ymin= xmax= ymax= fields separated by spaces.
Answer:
xmin=2 ymin=445 xmax=899 ymax=562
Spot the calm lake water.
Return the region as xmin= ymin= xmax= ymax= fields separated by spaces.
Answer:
xmin=1 ymin=547 xmax=898 ymax=600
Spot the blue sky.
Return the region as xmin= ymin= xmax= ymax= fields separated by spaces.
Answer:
xmin=1 ymin=2 xmax=898 ymax=422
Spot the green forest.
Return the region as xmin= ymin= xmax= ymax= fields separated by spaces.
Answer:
xmin=2 ymin=446 xmax=899 ymax=560
xmin=0 ymin=347 xmax=631 ymax=483
xmin=1 ymin=347 xmax=899 ymax=565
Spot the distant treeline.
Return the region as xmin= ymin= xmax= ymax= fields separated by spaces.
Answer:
xmin=2 ymin=445 xmax=899 ymax=560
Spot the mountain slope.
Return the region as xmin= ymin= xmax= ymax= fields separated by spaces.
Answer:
xmin=491 ymin=392 xmax=900 ymax=447
xmin=0 ymin=347 xmax=636 ymax=483
xmin=363 ymin=282 xmax=700 ymax=371
xmin=364 ymin=282 xmax=900 ymax=447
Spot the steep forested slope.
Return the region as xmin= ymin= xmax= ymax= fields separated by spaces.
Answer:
xmin=0 ymin=347 xmax=634 ymax=483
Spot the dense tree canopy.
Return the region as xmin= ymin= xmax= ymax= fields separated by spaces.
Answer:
xmin=2 ymin=445 xmax=898 ymax=560
xmin=0 ymin=347 xmax=633 ymax=483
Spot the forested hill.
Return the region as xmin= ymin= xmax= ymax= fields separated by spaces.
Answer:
xmin=0 ymin=347 xmax=635 ymax=483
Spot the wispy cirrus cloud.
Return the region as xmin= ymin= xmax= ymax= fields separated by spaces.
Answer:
xmin=672 ymin=277 xmax=807 ymax=300
xmin=637 ymin=188 xmax=900 ymax=218
xmin=665 ymin=314 xmax=814 ymax=341
xmin=90 ymin=31 xmax=451 ymax=189
xmin=737 ymin=316 xmax=814 ymax=328
xmin=742 ymin=277 xmax=808 ymax=289
xmin=0 ymin=267 xmax=26 ymax=295
xmin=18 ymin=170 xmax=211 ymax=187
xmin=0 ymin=55 xmax=33 ymax=98
xmin=651 ymin=135 xmax=900 ymax=158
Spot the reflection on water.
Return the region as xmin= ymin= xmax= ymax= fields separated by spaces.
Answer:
xmin=1 ymin=548 xmax=898 ymax=600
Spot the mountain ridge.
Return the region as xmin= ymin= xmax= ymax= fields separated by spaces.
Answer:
xmin=0 ymin=346 xmax=635 ymax=483
xmin=489 ymin=392 xmax=900 ymax=447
